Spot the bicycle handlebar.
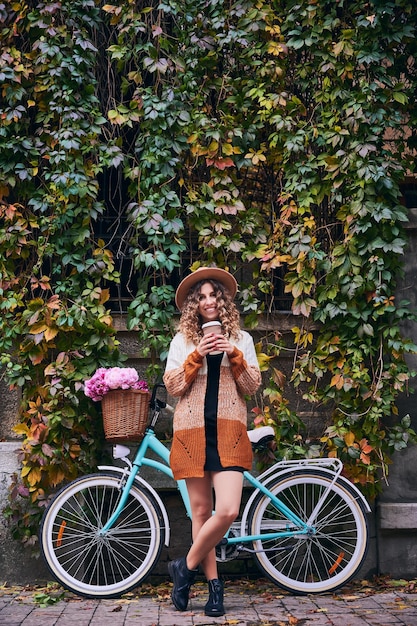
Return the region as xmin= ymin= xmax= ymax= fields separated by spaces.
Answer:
xmin=149 ymin=381 xmax=174 ymax=414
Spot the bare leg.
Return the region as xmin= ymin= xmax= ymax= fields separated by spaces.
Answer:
xmin=185 ymin=471 xmax=243 ymax=579
xmin=185 ymin=474 xmax=215 ymax=578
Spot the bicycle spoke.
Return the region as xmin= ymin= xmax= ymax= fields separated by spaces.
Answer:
xmin=41 ymin=474 xmax=164 ymax=597
xmin=248 ymin=471 xmax=368 ymax=594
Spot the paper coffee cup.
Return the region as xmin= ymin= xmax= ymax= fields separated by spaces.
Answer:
xmin=202 ymin=321 xmax=223 ymax=354
xmin=202 ymin=321 xmax=222 ymax=334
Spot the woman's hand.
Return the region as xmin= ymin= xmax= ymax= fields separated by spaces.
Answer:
xmin=197 ymin=333 xmax=217 ymax=356
xmin=197 ymin=333 xmax=234 ymax=356
xmin=212 ymin=334 xmax=234 ymax=355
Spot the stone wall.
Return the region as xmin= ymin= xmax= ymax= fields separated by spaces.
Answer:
xmin=0 ymin=442 xmax=49 ymax=584
xmin=376 ymin=209 xmax=417 ymax=577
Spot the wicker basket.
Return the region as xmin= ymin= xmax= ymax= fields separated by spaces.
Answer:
xmin=101 ymin=389 xmax=150 ymax=443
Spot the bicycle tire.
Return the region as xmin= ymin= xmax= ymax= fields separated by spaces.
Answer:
xmin=40 ymin=472 xmax=165 ymax=598
xmin=247 ymin=469 xmax=369 ymax=594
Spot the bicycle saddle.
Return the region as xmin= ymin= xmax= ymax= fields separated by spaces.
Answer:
xmin=247 ymin=426 xmax=275 ymax=449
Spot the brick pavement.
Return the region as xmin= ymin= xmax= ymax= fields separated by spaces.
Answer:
xmin=1 ymin=579 xmax=417 ymax=626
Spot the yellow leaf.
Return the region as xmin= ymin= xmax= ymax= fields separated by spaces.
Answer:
xmin=333 ymin=40 xmax=344 ymax=56
xmin=28 ymin=322 xmax=48 ymax=335
xmin=256 ymin=351 xmax=273 ymax=371
xmin=291 ymin=282 xmax=304 ymax=298
xmin=207 ymin=140 xmax=219 ymax=154
xmin=21 ymin=465 xmax=31 ymax=477
xmin=13 ymin=423 xmax=29 ymax=436
xmin=99 ymin=288 xmax=110 ymax=305
xmin=222 ymin=143 xmax=233 ymax=155
xmin=344 ymin=431 xmax=356 ymax=447
xmin=31 ymin=488 xmax=44 ymax=502
xmin=44 ymin=327 xmax=59 ymax=342
xmin=330 ymin=373 xmax=344 ymax=389
xmin=268 ymin=41 xmax=286 ymax=56
xmin=26 ymin=467 xmax=42 ymax=487
xmin=99 ymin=314 xmax=113 ymax=326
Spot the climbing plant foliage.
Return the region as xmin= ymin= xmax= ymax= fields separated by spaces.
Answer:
xmin=0 ymin=0 xmax=416 ymax=545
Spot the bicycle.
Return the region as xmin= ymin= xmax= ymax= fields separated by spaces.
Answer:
xmin=40 ymin=382 xmax=371 ymax=599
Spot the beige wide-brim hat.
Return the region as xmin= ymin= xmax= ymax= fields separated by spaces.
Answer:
xmin=175 ymin=267 xmax=238 ymax=311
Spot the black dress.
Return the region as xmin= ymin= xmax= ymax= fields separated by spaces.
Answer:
xmin=203 ymin=352 xmax=244 ymax=473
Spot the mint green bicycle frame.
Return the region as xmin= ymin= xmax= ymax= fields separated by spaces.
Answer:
xmin=99 ymin=424 xmax=317 ymax=543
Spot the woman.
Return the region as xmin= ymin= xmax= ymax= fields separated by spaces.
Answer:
xmin=163 ymin=266 xmax=261 ymax=617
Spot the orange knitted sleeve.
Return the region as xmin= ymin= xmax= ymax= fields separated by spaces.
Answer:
xmin=163 ymin=349 xmax=204 ymax=397
xmin=228 ymin=347 xmax=246 ymax=379
xmin=228 ymin=347 xmax=261 ymax=395
xmin=183 ymin=349 xmax=204 ymax=384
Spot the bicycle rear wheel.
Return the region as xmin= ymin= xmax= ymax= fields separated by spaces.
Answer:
xmin=40 ymin=473 xmax=164 ymax=598
xmin=247 ymin=470 xmax=369 ymax=594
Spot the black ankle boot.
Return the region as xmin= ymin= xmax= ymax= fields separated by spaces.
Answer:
xmin=168 ymin=557 xmax=197 ymax=611
xmin=205 ymin=578 xmax=225 ymax=617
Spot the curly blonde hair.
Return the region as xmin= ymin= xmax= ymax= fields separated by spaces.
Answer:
xmin=178 ymin=280 xmax=241 ymax=345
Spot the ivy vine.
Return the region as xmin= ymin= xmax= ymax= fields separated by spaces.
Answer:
xmin=0 ymin=0 xmax=416 ymax=546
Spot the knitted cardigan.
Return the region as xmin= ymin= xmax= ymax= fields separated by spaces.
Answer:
xmin=163 ymin=330 xmax=261 ymax=480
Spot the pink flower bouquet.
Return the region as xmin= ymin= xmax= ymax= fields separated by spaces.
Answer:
xmin=84 ymin=367 xmax=148 ymax=402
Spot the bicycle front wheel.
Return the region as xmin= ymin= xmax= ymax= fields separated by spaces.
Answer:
xmin=40 ymin=473 xmax=165 ymax=598
xmin=247 ymin=470 xmax=369 ymax=594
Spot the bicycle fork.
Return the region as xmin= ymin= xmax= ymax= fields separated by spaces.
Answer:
xmin=98 ymin=464 xmax=140 ymax=535
xmin=97 ymin=430 xmax=190 ymax=538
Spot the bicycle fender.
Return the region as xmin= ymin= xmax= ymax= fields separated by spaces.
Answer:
xmin=240 ymin=465 xmax=371 ymax=534
xmin=255 ymin=460 xmax=370 ymax=512
xmin=98 ymin=465 xmax=170 ymax=546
